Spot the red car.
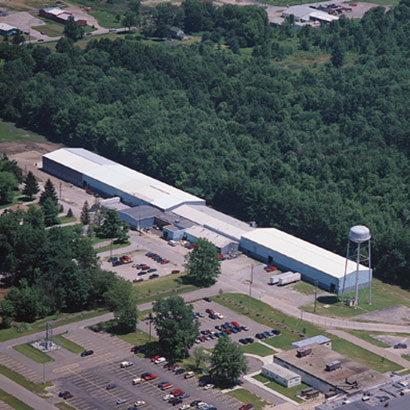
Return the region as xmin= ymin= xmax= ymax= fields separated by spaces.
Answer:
xmin=161 ymin=382 xmax=174 ymax=390
xmin=239 ymin=405 xmax=254 ymax=410
xmin=265 ymin=266 xmax=278 ymax=272
xmin=171 ymin=270 xmax=180 ymax=274
xmin=143 ymin=373 xmax=157 ymax=381
xmin=168 ymin=364 xmax=177 ymax=371
xmin=231 ymin=321 xmax=241 ymax=328
xmin=133 ymin=278 xmax=144 ymax=283
xmin=160 ymin=259 xmax=169 ymax=264
xmin=151 ymin=355 xmax=160 ymax=362
xmin=206 ymin=309 xmax=215 ymax=315
xmin=171 ymin=388 xmax=184 ymax=397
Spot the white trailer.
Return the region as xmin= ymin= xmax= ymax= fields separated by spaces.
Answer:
xmin=278 ymin=272 xmax=301 ymax=286
xmin=269 ymin=271 xmax=295 ymax=285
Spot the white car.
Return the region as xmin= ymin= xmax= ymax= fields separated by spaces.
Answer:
xmin=116 ymin=399 xmax=127 ymax=404
xmin=204 ymin=384 xmax=214 ymax=390
xmin=155 ymin=357 xmax=166 ymax=364
xmin=215 ymin=312 xmax=223 ymax=319
xmin=120 ymin=361 xmax=133 ymax=368
xmin=180 ymin=405 xmax=191 ymax=410
xmin=163 ymin=394 xmax=174 ymax=401
xmin=134 ymin=401 xmax=146 ymax=406
xmin=196 ymin=403 xmax=208 ymax=409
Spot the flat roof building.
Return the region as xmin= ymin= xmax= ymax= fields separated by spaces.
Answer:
xmin=292 ymin=335 xmax=332 ymax=350
xmin=240 ymin=228 xmax=370 ymax=294
xmin=274 ymin=344 xmax=388 ymax=394
xmin=261 ymin=363 xmax=301 ymax=388
xmin=0 ymin=23 xmax=18 ymax=36
xmin=43 ymin=148 xmax=205 ymax=211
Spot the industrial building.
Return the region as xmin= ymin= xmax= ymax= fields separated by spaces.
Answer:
xmin=42 ymin=148 xmax=372 ymax=294
xmin=282 ymin=5 xmax=339 ymax=24
xmin=291 ymin=335 xmax=332 ymax=350
xmin=0 ymin=23 xmax=18 ymax=36
xmin=42 ymin=148 xmax=205 ymax=211
xmin=240 ymin=229 xmax=371 ymax=294
xmin=261 ymin=363 xmax=301 ymax=388
xmin=274 ymin=344 xmax=388 ymax=394
xmin=39 ymin=7 xmax=87 ymax=25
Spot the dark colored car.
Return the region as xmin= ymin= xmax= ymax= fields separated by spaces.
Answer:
xmin=169 ymin=397 xmax=183 ymax=406
xmin=255 ymin=333 xmax=265 ymax=339
xmin=203 ymin=297 xmax=211 ymax=302
xmin=272 ymin=329 xmax=281 ymax=335
xmin=263 ymin=331 xmax=271 ymax=338
xmin=149 ymin=273 xmax=159 ymax=279
xmin=59 ymin=391 xmax=74 ymax=399
xmin=246 ymin=338 xmax=254 ymax=344
xmin=191 ymin=400 xmax=202 ymax=406
xmin=147 ymin=268 xmax=157 ymax=273
xmin=394 ymin=343 xmax=407 ymax=349
xmin=108 ymin=257 xmax=118 ymax=262
xmin=106 ymin=383 xmax=117 ymax=390
xmin=175 ymin=368 xmax=185 ymax=375
xmin=80 ymin=350 xmax=94 ymax=357
xmin=239 ymin=339 xmax=247 ymax=344
xmin=112 ymin=260 xmax=122 ymax=266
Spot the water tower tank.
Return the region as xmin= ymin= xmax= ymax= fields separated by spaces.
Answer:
xmin=348 ymin=225 xmax=371 ymax=243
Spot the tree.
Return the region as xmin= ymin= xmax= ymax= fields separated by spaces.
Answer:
xmin=210 ymin=335 xmax=248 ymax=385
xmin=80 ymin=201 xmax=90 ymax=225
xmin=152 ymin=296 xmax=199 ymax=360
xmin=97 ymin=209 xmax=129 ymax=243
xmin=39 ymin=179 xmax=58 ymax=205
xmin=104 ymin=279 xmax=138 ymax=332
xmin=0 ymin=172 xmax=18 ymax=205
xmin=63 ymin=16 xmax=84 ymax=41
xmin=192 ymin=347 xmax=208 ymax=371
xmin=185 ymin=238 xmax=221 ymax=287
xmin=42 ymin=197 xmax=59 ymax=227
xmin=123 ymin=11 xmax=138 ymax=31
xmin=22 ymin=171 xmax=39 ymax=199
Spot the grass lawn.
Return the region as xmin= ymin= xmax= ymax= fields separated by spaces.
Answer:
xmin=0 ymin=309 xmax=108 ymax=342
xmin=252 ymin=374 xmax=308 ymax=403
xmin=33 ymin=18 xmax=65 ymax=37
xmin=227 ymin=388 xmax=269 ymax=410
xmin=0 ymin=190 xmax=22 ymax=209
xmin=0 ymin=365 xmax=52 ymax=395
xmin=57 ymin=216 xmax=77 ymax=224
xmin=291 ymin=280 xmax=326 ymax=296
xmin=0 ymin=119 xmax=47 ymax=144
xmin=301 ymin=278 xmax=410 ymax=318
xmin=398 ymin=368 xmax=410 ymax=375
xmin=13 ymin=343 xmax=54 ymax=364
xmin=89 ymin=10 xmax=123 ymax=28
xmin=96 ymin=241 xmax=130 ymax=254
xmin=55 ymin=402 xmax=76 ymax=410
xmin=347 ymin=330 xmax=391 ymax=348
xmin=0 ymin=389 xmax=34 ymax=410
xmin=240 ymin=342 xmax=275 ymax=357
xmin=133 ymin=272 xmax=198 ymax=304
xmin=402 ymin=354 xmax=410 ymax=361
xmin=53 ymin=333 xmax=84 ymax=354
xmin=332 ymin=338 xmax=402 ymax=373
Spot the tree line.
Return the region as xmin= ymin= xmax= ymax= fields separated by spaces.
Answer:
xmin=0 ymin=1 xmax=409 ymax=288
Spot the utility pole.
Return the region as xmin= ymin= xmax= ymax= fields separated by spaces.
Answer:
xmin=314 ymin=280 xmax=318 ymax=313
xmin=110 ymin=240 xmax=113 ymax=258
xmin=59 ymin=182 xmax=62 ymax=200
xmin=248 ymin=264 xmax=254 ymax=314
xmin=42 ymin=363 xmax=45 ymax=384
xmin=148 ymin=313 xmax=153 ymax=342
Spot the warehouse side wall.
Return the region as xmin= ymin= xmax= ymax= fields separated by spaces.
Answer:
xmin=42 ymin=158 xmax=83 ymax=187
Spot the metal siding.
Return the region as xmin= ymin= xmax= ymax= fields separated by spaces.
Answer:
xmin=43 ymin=157 xmax=83 ymax=186
xmin=240 ymin=237 xmax=369 ymax=294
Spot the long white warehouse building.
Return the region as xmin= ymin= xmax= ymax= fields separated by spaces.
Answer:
xmin=42 ymin=148 xmax=371 ymax=294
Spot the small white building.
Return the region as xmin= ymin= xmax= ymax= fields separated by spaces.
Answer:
xmin=261 ymin=363 xmax=301 ymax=388
xmin=291 ymin=335 xmax=332 ymax=350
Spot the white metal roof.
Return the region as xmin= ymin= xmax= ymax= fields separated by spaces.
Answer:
xmin=309 ymin=11 xmax=339 ymax=22
xmin=172 ymin=204 xmax=251 ymax=242
xmin=185 ymin=225 xmax=234 ymax=249
xmin=292 ymin=335 xmax=331 ymax=349
xmin=262 ymin=363 xmax=300 ymax=381
xmin=0 ymin=23 xmax=17 ymax=31
xmin=282 ymin=5 xmax=313 ymax=19
xmin=241 ymin=228 xmax=369 ymax=279
xmin=43 ymin=148 xmax=204 ymax=211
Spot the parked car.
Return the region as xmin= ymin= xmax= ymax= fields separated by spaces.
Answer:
xmin=180 ymin=393 xmax=191 ymax=399
xmin=150 ymin=273 xmax=159 ymax=279
xmin=141 ymin=373 xmax=157 ymax=381
xmin=203 ymin=297 xmax=211 ymax=302
xmin=133 ymin=278 xmax=144 ymax=283
xmin=59 ymin=391 xmax=73 ymax=399
xmin=204 ymin=384 xmax=214 ymax=390
xmin=164 ymin=394 xmax=175 ymax=401
xmin=175 ymin=368 xmax=185 ymax=375
xmin=185 ymin=371 xmax=195 ymax=379
xmin=120 ymin=361 xmax=133 ymax=368
xmin=394 ymin=343 xmax=408 ymax=349
xmin=116 ymin=399 xmax=127 ymax=404
xmin=155 ymin=357 xmax=166 ymax=364
xmin=179 ymin=405 xmax=191 ymax=410
xmin=172 ymin=270 xmax=180 ymax=274
xmin=272 ymin=329 xmax=281 ymax=335
xmin=246 ymin=337 xmax=254 ymax=344
xmin=106 ymin=383 xmax=117 ymax=390
xmin=80 ymin=350 xmax=94 ymax=357
xmin=148 ymin=268 xmax=157 ymax=273
xmin=239 ymin=404 xmax=254 ymax=410
xmin=170 ymin=397 xmax=183 ymax=406
xmin=133 ymin=401 xmax=146 ymax=406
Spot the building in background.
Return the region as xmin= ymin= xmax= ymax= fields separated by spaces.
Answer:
xmin=0 ymin=23 xmax=18 ymax=36
xmin=39 ymin=7 xmax=87 ymax=25
xmin=261 ymin=363 xmax=301 ymax=388
xmin=291 ymin=335 xmax=332 ymax=350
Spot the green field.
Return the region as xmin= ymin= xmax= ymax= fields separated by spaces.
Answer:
xmin=13 ymin=343 xmax=54 ymax=364
xmin=252 ymin=374 xmax=307 ymax=403
xmin=53 ymin=333 xmax=84 ymax=354
xmin=55 ymin=402 xmax=76 ymax=410
xmin=332 ymin=338 xmax=402 ymax=373
xmin=0 ymin=309 xmax=108 ymax=342
xmin=347 ymin=330 xmax=391 ymax=348
xmin=0 ymin=389 xmax=34 ymax=410
xmin=33 ymin=18 xmax=65 ymax=37
xmin=133 ymin=272 xmax=198 ymax=304
xmin=291 ymin=280 xmax=326 ymax=296
xmin=0 ymin=365 xmax=52 ymax=395
xmin=227 ymin=388 xmax=269 ymax=410
xmin=240 ymin=342 xmax=275 ymax=357
xmin=0 ymin=119 xmax=47 ymax=144
xmin=301 ymin=278 xmax=410 ymax=318
xmin=89 ymin=10 xmax=123 ymax=28
xmin=96 ymin=241 xmax=130 ymax=254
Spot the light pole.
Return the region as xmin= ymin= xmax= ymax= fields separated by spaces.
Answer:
xmin=248 ymin=264 xmax=254 ymax=314
xmin=314 ymin=280 xmax=318 ymax=313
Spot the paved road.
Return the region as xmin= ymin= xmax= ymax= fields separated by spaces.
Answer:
xmin=0 ymin=374 xmax=57 ymax=410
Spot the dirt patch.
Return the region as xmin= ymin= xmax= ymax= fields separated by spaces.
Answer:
xmin=356 ymin=305 xmax=410 ymax=325
xmin=0 ymin=140 xmax=60 ymax=157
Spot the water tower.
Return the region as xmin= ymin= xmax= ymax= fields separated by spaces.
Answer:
xmin=341 ymin=225 xmax=372 ymax=307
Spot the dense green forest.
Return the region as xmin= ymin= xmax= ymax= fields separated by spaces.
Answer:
xmin=1 ymin=1 xmax=410 ymax=288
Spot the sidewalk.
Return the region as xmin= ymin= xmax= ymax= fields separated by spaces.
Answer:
xmin=0 ymin=374 xmax=57 ymax=410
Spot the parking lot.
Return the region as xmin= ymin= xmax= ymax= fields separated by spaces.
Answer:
xmin=55 ymin=349 xmax=242 ymax=410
